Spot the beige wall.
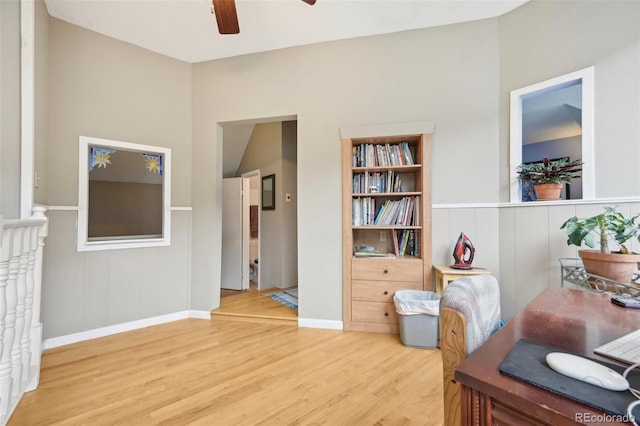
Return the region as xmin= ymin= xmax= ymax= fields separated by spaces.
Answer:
xmin=47 ymin=18 xmax=192 ymax=206
xmin=41 ymin=17 xmax=193 ymax=338
xmin=191 ymin=1 xmax=639 ymax=322
xmin=192 ymin=18 xmax=502 ymax=319
xmin=496 ymin=0 xmax=640 ymax=318
xmin=34 ymin=0 xmax=49 ymax=206
xmin=43 ymin=210 xmax=191 ymax=337
xmin=1 ymin=0 xmax=21 ymax=218
xmin=498 ymin=0 xmax=640 ymax=200
xmin=14 ymin=0 xmax=640 ymax=337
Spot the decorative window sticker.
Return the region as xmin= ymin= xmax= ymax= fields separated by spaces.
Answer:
xmin=143 ymin=153 xmax=163 ymax=175
xmin=89 ymin=147 xmax=116 ymax=171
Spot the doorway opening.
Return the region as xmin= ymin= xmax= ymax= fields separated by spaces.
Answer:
xmin=218 ymin=118 xmax=299 ymax=320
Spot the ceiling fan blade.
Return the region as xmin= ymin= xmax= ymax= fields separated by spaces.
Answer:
xmin=302 ymin=0 xmax=317 ymax=4
xmin=212 ymin=0 xmax=240 ymax=35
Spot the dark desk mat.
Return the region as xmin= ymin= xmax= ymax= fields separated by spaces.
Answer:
xmin=499 ymin=339 xmax=640 ymax=417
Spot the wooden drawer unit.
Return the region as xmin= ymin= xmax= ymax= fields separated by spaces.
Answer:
xmin=352 ymin=301 xmax=398 ymax=325
xmin=352 ymin=280 xmax=423 ymax=303
xmin=352 ymin=258 xmax=423 ymax=282
xmin=348 ymin=258 xmax=424 ymax=333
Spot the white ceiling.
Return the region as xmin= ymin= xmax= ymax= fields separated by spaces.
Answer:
xmin=522 ymin=84 xmax=583 ymax=145
xmin=43 ymin=0 xmax=528 ymax=63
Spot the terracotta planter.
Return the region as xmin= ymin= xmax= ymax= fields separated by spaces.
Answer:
xmin=578 ymin=249 xmax=640 ymax=289
xmin=533 ymin=183 xmax=563 ymax=201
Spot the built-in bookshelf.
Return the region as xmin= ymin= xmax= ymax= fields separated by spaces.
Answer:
xmin=341 ymin=123 xmax=433 ymax=334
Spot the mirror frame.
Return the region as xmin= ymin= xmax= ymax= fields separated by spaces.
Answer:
xmin=261 ymin=174 xmax=275 ymax=211
xmin=77 ymin=136 xmax=172 ymax=251
xmin=509 ymin=66 xmax=595 ymax=203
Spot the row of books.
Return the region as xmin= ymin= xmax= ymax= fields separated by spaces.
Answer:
xmin=352 ymin=142 xmax=415 ymax=168
xmin=352 ymin=171 xmax=403 ymax=194
xmin=374 ymin=196 xmax=419 ymax=226
xmin=352 ymin=197 xmax=376 ymax=226
xmin=352 ymin=196 xmax=420 ymax=226
xmin=392 ymin=229 xmax=420 ymax=257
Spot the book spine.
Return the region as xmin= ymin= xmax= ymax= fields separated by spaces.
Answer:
xmin=392 ymin=229 xmax=400 ymax=258
xmin=369 ymin=197 xmax=375 ymax=225
xmin=408 ymin=230 xmax=415 ymax=256
xmin=395 ymin=197 xmax=406 ymax=225
xmin=374 ymin=200 xmax=389 ymax=225
xmin=400 ymin=141 xmax=414 ymax=165
xmin=405 ymin=196 xmax=414 ymax=226
xmin=364 ymin=172 xmax=369 ymax=194
xmin=375 ymin=144 xmax=382 ymax=167
xmin=352 ymin=198 xmax=359 ymax=226
xmin=400 ymin=230 xmax=410 ymax=256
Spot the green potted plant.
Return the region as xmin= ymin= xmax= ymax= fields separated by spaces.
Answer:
xmin=516 ymin=157 xmax=583 ymax=201
xmin=561 ymin=206 xmax=640 ymax=285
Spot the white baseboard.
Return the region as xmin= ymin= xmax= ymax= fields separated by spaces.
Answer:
xmin=43 ymin=313 xmax=344 ymax=350
xmin=188 ymin=310 xmax=212 ymax=320
xmin=42 ymin=310 xmax=211 ymax=350
xmin=298 ymin=318 xmax=343 ymax=330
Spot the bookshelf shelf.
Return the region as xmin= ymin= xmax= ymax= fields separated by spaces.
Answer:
xmin=342 ymin=129 xmax=432 ymax=334
xmin=352 ymin=192 xmax=421 ymax=197
xmin=352 ymin=165 xmax=422 ymax=173
xmin=352 ymin=225 xmax=421 ymax=230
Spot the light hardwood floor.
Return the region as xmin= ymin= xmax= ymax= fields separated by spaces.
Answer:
xmin=220 ymin=281 xmax=258 ymax=298
xmin=9 ymin=319 xmax=444 ymax=425
xmin=213 ymin=286 xmax=298 ymax=325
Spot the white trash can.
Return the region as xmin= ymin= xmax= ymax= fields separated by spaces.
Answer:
xmin=394 ymin=290 xmax=440 ymax=349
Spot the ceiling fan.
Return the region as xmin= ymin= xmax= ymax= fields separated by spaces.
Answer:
xmin=212 ymin=0 xmax=317 ymax=35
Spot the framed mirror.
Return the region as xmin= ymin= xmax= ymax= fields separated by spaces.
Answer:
xmin=261 ymin=174 xmax=275 ymax=210
xmin=77 ymin=136 xmax=171 ymax=251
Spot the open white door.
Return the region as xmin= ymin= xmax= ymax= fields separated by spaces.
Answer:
xmin=221 ymin=177 xmax=244 ymax=290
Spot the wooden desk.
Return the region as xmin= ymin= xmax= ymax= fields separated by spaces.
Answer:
xmin=433 ymin=265 xmax=491 ymax=294
xmin=455 ymin=288 xmax=640 ymax=425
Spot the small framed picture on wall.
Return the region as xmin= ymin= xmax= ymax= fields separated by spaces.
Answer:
xmin=262 ymin=174 xmax=275 ymax=210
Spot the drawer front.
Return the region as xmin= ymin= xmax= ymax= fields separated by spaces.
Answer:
xmin=352 ymin=258 xmax=423 ymax=282
xmin=491 ymin=400 xmax=548 ymax=426
xmin=352 ymin=280 xmax=423 ymax=303
xmin=352 ymin=301 xmax=398 ymax=324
